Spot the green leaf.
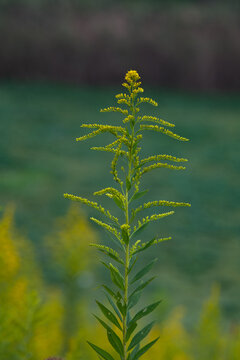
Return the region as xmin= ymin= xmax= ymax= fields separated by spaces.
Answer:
xmin=87 ymin=341 xmax=115 ymax=360
xmin=130 ymin=301 xmax=161 ymax=325
xmin=90 ymin=244 xmax=124 ymax=264
xmin=107 ymin=232 xmax=126 ymax=252
xmin=93 ymin=315 xmax=124 ymax=357
xmin=126 ymin=177 xmax=132 ymax=191
xmin=129 ymin=190 xmax=149 ymax=203
xmin=132 ymin=337 xmax=159 ymax=360
xmin=102 ymin=285 xmax=118 ymax=301
xmin=130 ymin=259 xmax=157 ymax=284
xmin=100 ymin=260 xmax=110 ymax=270
xmin=130 ymin=222 xmax=149 ymax=239
xmin=105 ymin=294 xmax=122 ymax=321
xmin=128 ymin=291 xmax=142 ymax=309
xmin=128 ymin=321 xmax=155 ymax=351
xmin=96 ymin=300 xmax=122 ymax=330
xmin=112 ymin=196 xmax=125 ymax=211
xmin=107 ymin=328 xmax=124 ymax=357
xmin=116 ymin=299 xmax=127 ymax=317
xmin=131 ymin=238 xmax=156 ymax=256
xmin=128 ymin=344 xmax=140 ymax=360
xmin=129 ymin=277 xmax=156 ymax=301
xmin=126 ymin=321 xmax=137 ymax=342
xmin=93 ymin=314 xmax=109 ymax=331
xmin=109 ymin=263 xmax=125 ymax=291
xmin=131 ymin=237 xmax=171 ymax=256
xmin=122 ymin=226 xmax=130 ymax=245
xmin=128 ymin=256 xmax=138 ymax=274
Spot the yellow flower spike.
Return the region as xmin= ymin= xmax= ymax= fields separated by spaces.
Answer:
xmin=125 ymin=70 xmax=141 ymax=84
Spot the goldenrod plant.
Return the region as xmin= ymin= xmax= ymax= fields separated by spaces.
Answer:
xmin=64 ymin=70 xmax=191 ymax=360
xmin=63 ymin=70 xmax=191 ymax=360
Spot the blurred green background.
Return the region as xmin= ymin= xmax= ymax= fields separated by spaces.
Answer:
xmin=0 ymin=0 xmax=240 ymax=358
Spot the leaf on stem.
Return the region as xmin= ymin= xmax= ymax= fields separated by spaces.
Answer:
xmin=128 ymin=321 xmax=155 ymax=351
xmin=109 ymin=263 xmax=125 ymax=291
xmin=87 ymin=341 xmax=115 ymax=360
xmin=131 ymin=337 xmax=159 ymax=360
xmin=90 ymin=244 xmax=124 ymax=264
xmin=105 ymin=294 xmax=122 ymax=321
xmin=129 ymin=300 xmax=161 ymax=325
xmin=129 ymin=277 xmax=156 ymax=306
xmin=93 ymin=315 xmax=124 ymax=357
xmin=129 ymin=190 xmax=149 ymax=203
xmin=96 ymin=300 xmax=122 ymax=330
xmin=131 ymin=237 xmax=171 ymax=256
xmin=126 ymin=321 xmax=138 ymax=342
xmin=130 ymin=259 xmax=157 ymax=284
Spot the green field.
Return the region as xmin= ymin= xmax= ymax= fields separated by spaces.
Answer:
xmin=0 ymin=82 xmax=239 ymax=326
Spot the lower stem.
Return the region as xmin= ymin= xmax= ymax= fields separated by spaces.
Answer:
xmin=123 ymin=242 xmax=129 ymax=360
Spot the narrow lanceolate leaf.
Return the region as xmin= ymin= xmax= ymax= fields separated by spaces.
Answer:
xmin=130 ymin=222 xmax=149 ymax=239
xmin=126 ymin=177 xmax=132 ymax=191
xmin=109 ymin=263 xmax=125 ymax=291
xmin=116 ymin=298 xmax=127 ymax=317
xmin=126 ymin=321 xmax=138 ymax=342
xmin=128 ymin=344 xmax=140 ymax=360
xmin=102 ymin=285 xmax=118 ymax=301
xmin=93 ymin=315 xmax=124 ymax=357
xmin=128 ymin=256 xmax=138 ymax=274
xmin=129 ymin=277 xmax=156 ymax=302
xmin=121 ymin=224 xmax=130 ymax=245
xmin=131 ymin=237 xmax=172 ymax=256
xmin=107 ymin=328 xmax=124 ymax=357
xmin=130 ymin=238 xmax=154 ymax=257
xmin=130 ymin=301 xmax=161 ymax=324
xmin=131 ymin=337 xmax=159 ymax=360
xmin=130 ymin=211 xmax=174 ymax=239
xmin=129 ymin=190 xmax=149 ymax=203
xmin=96 ymin=300 xmax=122 ymax=330
xmin=107 ymin=232 xmax=126 ymax=252
xmin=87 ymin=341 xmax=115 ymax=360
xmin=128 ymin=321 xmax=155 ymax=351
xmin=128 ymin=291 xmax=142 ymax=310
xmin=90 ymin=244 xmax=124 ymax=264
xmin=130 ymin=259 xmax=157 ymax=284
xmin=105 ymin=294 xmax=122 ymax=321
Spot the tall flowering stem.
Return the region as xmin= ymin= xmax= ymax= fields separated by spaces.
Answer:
xmin=64 ymin=70 xmax=190 ymax=360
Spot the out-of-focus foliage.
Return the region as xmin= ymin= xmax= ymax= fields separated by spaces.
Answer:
xmin=0 ymin=206 xmax=63 ymax=360
xmin=0 ymin=207 xmax=240 ymax=359
xmin=45 ymin=205 xmax=97 ymax=349
xmin=45 ymin=205 xmax=96 ymax=281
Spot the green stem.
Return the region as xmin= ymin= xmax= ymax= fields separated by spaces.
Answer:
xmin=123 ymin=163 xmax=130 ymax=360
xmin=123 ymin=89 xmax=135 ymax=360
